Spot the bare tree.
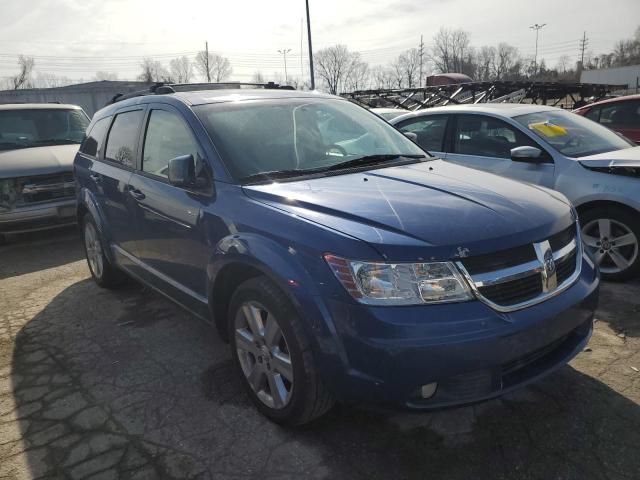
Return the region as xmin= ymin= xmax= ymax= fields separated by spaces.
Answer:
xmin=12 ymin=55 xmax=35 ymax=90
xmin=252 ymin=71 xmax=265 ymax=83
xmin=556 ymin=55 xmax=571 ymax=74
xmin=476 ymin=46 xmax=496 ymax=81
xmin=194 ymin=51 xmax=232 ymax=83
xmin=138 ymin=58 xmax=170 ymax=83
xmin=344 ymin=54 xmax=369 ymax=91
xmin=370 ymin=66 xmax=394 ymax=89
xmin=95 ymin=71 xmax=118 ymax=81
xmin=391 ymin=59 xmax=405 ymax=88
xmin=33 ymin=72 xmax=72 ymax=88
xmin=396 ymin=48 xmax=421 ymax=88
xmin=430 ymin=28 xmax=473 ymax=75
xmin=494 ymin=43 xmax=520 ymax=79
xmin=314 ymin=45 xmax=365 ymax=94
xmin=169 ymin=56 xmax=193 ymax=83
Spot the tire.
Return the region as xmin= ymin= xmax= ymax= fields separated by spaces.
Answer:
xmin=82 ymin=213 xmax=124 ymax=288
xmin=228 ymin=276 xmax=334 ymax=425
xmin=580 ymin=207 xmax=640 ymax=282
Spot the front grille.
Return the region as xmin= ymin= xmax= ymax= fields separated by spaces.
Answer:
xmin=19 ymin=173 xmax=75 ymax=204
xmin=549 ymin=224 xmax=576 ymax=251
xmin=461 ymin=244 xmax=535 ymax=275
xmin=478 ymin=273 xmax=542 ymax=306
xmin=556 ymin=249 xmax=577 ymax=284
xmin=459 ymin=223 xmax=581 ymax=311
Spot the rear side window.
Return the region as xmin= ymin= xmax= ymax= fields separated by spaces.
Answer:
xmin=453 ymin=115 xmax=537 ymax=159
xmin=600 ymin=101 xmax=640 ymax=128
xmin=397 ymin=116 xmax=448 ymax=151
xmin=105 ymin=110 xmax=144 ymax=168
xmin=80 ymin=117 xmax=111 ymax=157
xmin=585 ymin=107 xmax=600 ymax=122
xmin=142 ymin=110 xmax=200 ymax=178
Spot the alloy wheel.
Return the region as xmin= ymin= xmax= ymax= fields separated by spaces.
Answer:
xmin=582 ymin=218 xmax=639 ymax=275
xmin=234 ymin=301 xmax=294 ymax=409
xmin=84 ymin=221 xmax=104 ymax=279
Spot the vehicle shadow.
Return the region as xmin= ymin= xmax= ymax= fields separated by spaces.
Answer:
xmin=597 ymin=278 xmax=640 ymax=338
xmin=0 ymin=226 xmax=83 ymax=280
xmin=4 ymin=279 xmax=640 ymax=479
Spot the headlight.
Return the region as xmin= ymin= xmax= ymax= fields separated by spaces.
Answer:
xmin=324 ymin=254 xmax=473 ymax=305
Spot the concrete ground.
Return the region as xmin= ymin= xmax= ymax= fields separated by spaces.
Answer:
xmin=0 ymin=228 xmax=639 ymax=480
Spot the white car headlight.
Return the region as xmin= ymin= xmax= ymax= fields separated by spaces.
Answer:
xmin=324 ymin=254 xmax=474 ymax=305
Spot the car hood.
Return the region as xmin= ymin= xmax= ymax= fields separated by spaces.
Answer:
xmin=578 ymin=146 xmax=640 ymax=168
xmin=0 ymin=144 xmax=80 ymax=178
xmin=243 ymin=160 xmax=574 ymax=261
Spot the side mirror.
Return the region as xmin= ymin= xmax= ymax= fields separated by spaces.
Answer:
xmin=510 ymin=146 xmax=545 ymax=163
xmin=404 ymin=132 xmax=418 ymax=142
xmin=168 ymin=154 xmax=196 ymax=187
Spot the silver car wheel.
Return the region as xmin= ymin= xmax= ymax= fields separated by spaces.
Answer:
xmin=582 ymin=218 xmax=639 ymax=275
xmin=84 ymin=221 xmax=104 ymax=279
xmin=234 ymin=301 xmax=294 ymax=409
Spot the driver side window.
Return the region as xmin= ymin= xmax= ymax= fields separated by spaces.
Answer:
xmin=142 ymin=110 xmax=201 ymax=180
xmin=453 ymin=115 xmax=539 ymax=159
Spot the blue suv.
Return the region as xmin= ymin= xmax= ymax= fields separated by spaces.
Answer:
xmin=74 ymin=84 xmax=599 ymax=425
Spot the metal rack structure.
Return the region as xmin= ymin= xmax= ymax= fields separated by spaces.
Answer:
xmin=342 ymin=81 xmax=627 ymax=111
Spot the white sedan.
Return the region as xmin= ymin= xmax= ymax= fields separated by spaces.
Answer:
xmin=391 ymin=104 xmax=640 ymax=281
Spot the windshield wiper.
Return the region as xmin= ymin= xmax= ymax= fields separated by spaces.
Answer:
xmin=241 ymin=167 xmax=329 ymax=184
xmin=325 ymin=154 xmax=425 ymax=171
xmin=240 ymin=154 xmax=426 ymax=184
xmin=34 ymin=139 xmax=79 ymax=145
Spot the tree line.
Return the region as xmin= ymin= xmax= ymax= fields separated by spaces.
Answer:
xmin=2 ymin=26 xmax=639 ymax=92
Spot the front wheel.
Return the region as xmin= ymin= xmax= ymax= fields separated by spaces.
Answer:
xmin=581 ymin=207 xmax=640 ymax=281
xmin=228 ymin=276 xmax=334 ymax=425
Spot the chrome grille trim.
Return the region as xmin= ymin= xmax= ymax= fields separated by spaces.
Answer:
xmin=456 ymin=223 xmax=583 ymax=313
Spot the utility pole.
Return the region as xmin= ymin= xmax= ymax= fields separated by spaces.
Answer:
xmin=579 ymin=31 xmax=589 ymax=68
xmin=529 ymin=23 xmax=546 ymax=77
xmin=305 ymin=0 xmax=315 ymax=90
xmin=205 ymin=41 xmax=211 ymax=82
xmin=300 ymin=18 xmax=304 ymax=79
xmin=418 ymin=34 xmax=425 ymax=87
xmin=278 ymin=48 xmax=292 ymax=83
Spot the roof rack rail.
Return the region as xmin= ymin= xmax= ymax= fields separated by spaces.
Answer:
xmin=108 ymin=81 xmax=294 ymax=105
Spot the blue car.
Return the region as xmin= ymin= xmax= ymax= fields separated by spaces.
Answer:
xmin=74 ymin=84 xmax=599 ymax=425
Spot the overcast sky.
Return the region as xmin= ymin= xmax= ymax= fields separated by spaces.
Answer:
xmin=0 ymin=0 xmax=638 ymax=83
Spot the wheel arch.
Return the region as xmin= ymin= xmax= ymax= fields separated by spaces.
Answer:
xmin=207 ymin=234 xmax=329 ymax=345
xmin=77 ymin=188 xmax=116 ymax=263
xmin=575 ymin=199 xmax=640 ymax=219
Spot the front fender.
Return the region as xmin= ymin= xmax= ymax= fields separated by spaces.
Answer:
xmin=209 ymin=232 xmax=350 ymax=367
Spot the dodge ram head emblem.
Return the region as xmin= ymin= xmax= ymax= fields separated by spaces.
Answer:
xmin=543 ymin=248 xmax=556 ymax=276
xmin=534 ymin=240 xmax=558 ymax=293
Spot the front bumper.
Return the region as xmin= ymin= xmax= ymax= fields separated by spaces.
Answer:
xmin=0 ymin=198 xmax=76 ymax=234
xmin=319 ymin=252 xmax=599 ymax=409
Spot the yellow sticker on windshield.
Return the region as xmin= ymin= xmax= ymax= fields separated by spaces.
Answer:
xmin=528 ymin=122 xmax=568 ymax=137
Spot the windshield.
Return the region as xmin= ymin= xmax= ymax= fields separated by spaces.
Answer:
xmin=195 ymin=98 xmax=425 ymax=181
xmin=0 ymin=108 xmax=89 ymax=152
xmin=375 ymin=110 xmax=409 ymax=121
xmin=513 ymin=109 xmax=633 ymax=158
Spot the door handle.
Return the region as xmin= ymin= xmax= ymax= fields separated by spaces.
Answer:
xmin=128 ymin=188 xmax=146 ymax=201
xmin=89 ymin=172 xmax=102 ymax=183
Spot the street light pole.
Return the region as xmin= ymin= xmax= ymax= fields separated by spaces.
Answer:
xmin=529 ymin=23 xmax=546 ymax=77
xmin=305 ymin=0 xmax=315 ymax=90
xmin=278 ymin=48 xmax=291 ymax=83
